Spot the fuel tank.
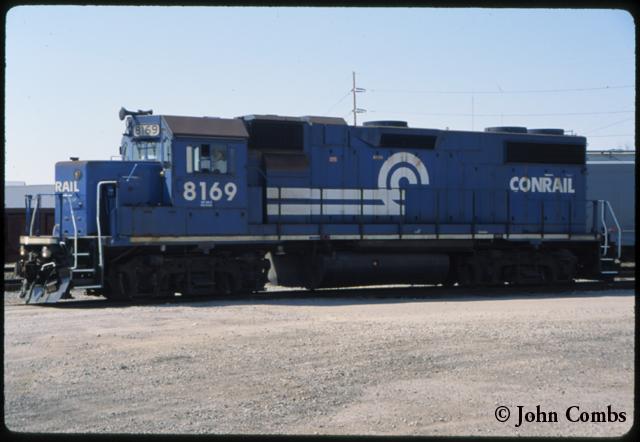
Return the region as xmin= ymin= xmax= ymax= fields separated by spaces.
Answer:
xmin=271 ymin=252 xmax=450 ymax=288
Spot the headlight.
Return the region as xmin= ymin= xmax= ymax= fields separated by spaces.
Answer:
xmin=41 ymin=246 xmax=52 ymax=259
xmin=19 ymin=245 xmax=26 ymax=256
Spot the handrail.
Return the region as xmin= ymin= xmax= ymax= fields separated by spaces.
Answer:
xmin=604 ymin=200 xmax=622 ymax=259
xmin=40 ymin=261 xmax=56 ymax=272
xmin=96 ymin=181 xmax=117 ymax=270
xmin=25 ymin=194 xmax=32 ymax=235
xmin=56 ymin=193 xmax=63 ymax=240
xmin=599 ymin=200 xmax=609 ymax=255
xmin=596 ymin=199 xmax=623 ymax=260
xmin=24 ymin=192 xmax=80 ymax=267
xmin=29 ymin=195 xmax=40 ymax=236
xmin=25 ymin=192 xmax=67 ymax=237
xmin=65 ymin=195 xmax=79 ymax=270
xmin=125 ymin=163 xmax=138 ymax=182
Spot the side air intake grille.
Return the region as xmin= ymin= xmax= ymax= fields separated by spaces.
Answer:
xmin=379 ymin=133 xmax=437 ymax=149
xmin=363 ymin=121 xmax=408 ymax=128
xmin=485 ymin=126 xmax=528 ymax=134
xmin=505 ymin=141 xmax=585 ymax=165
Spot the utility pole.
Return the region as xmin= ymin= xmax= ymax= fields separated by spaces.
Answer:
xmin=352 ymin=72 xmax=357 ymax=126
xmin=351 ymin=71 xmax=366 ymax=126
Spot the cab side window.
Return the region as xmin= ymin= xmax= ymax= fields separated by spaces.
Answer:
xmin=186 ymin=143 xmax=232 ymax=174
xmin=199 ymin=145 xmax=212 ymax=171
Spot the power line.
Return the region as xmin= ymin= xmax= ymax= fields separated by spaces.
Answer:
xmin=368 ymin=84 xmax=635 ymax=95
xmin=367 ymin=109 xmax=634 ymax=117
xmin=583 ymin=117 xmax=634 ymax=135
xmin=324 ymin=90 xmax=351 ymax=114
xmin=585 ymin=134 xmax=634 ymax=138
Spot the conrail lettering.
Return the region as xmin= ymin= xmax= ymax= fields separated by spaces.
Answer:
xmin=54 ymin=180 xmax=80 ymax=193
xmin=509 ymin=176 xmax=575 ymax=194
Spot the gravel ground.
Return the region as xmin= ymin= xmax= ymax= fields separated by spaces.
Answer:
xmin=3 ymin=286 xmax=634 ymax=436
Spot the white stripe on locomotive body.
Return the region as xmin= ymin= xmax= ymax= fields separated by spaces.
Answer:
xmin=267 ymin=202 xmax=405 ymax=216
xmin=266 ymin=187 xmax=402 ymax=201
xmin=266 ymin=188 xmax=406 ymax=216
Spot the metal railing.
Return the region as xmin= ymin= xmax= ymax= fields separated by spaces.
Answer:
xmin=598 ymin=199 xmax=622 ymax=259
xmin=96 ymin=181 xmax=117 ymax=272
xmin=27 ymin=194 xmax=40 ymax=236
xmin=65 ymin=195 xmax=79 ymax=270
xmin=265 ymin=186 xmax=572 ymax=228
xmin=25 ymin=193 xmax=80 ymax=268
xmin=24 ymin=181 xmax=118 ymax=286
xmin=265 ymin=188 xmax=624 ymax=253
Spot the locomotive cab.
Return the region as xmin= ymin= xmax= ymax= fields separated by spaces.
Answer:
xmin=116 ymin=114 xmax=251 ymax=237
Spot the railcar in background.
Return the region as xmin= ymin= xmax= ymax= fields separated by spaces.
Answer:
xmin=5 ymin=183 xmax=55 ymax=263
xmin=586 ymin=150 xmax=635 ymax=261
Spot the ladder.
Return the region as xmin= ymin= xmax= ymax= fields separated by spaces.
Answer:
xmin=70 ymin=238 xmax=102 ymax=290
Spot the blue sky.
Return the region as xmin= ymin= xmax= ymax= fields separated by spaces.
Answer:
xmin=5 ymin=6 xmax=635 ymax=184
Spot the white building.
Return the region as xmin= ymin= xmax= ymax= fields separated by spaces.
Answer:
xmin=5 ymin=183 xmax=55 ymax=209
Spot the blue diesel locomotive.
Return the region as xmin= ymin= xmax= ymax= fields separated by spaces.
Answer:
xmin=17 ymin=108 xmax=623 ymax=303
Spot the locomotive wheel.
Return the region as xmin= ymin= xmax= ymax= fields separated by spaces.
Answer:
xmin=541 ymin=265 xmax=557 ymax=284
xmin=500 ymin=265 xmax=516 ymax=284
xmin=551 ymin=249 xmax=577 ymax=282
xmin=457 ymin=264 xmax=474 ymax=286
xmin=457 ymin=257 xmax=480 ymax=286
xmin=125 ymin=271 xmax=139 ymax=297
xmin=105 ymin=266 xmax=136 ymax=301
xmin=114 ymin=271 xmax=133 ymax=300
xmin=216 ymin=272 xmax=234 ymax=296
xmin=151 ymin=270 xmax=172 ymax=298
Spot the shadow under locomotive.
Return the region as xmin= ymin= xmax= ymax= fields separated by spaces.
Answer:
xmin=35 ymin=280 xmax=635 ymax=310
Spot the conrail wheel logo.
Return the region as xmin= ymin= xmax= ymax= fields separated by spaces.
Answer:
xmin=377 ymin=152 xmax=430 ymax=189
xmin=509 ymin=175 xmax=575 ymax=194
xmin=377 ymin=152 xmax=430 ymax=213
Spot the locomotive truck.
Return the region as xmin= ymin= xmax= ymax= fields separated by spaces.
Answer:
xmin=17 ymin=108 xmax=623 ymax=303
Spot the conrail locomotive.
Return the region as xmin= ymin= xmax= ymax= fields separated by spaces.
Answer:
xmin=17 ymin=108 xmax=624 ymax=303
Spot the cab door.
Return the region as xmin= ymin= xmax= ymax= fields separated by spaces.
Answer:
xmin=173 ymin=137 xmax=248 ymax=235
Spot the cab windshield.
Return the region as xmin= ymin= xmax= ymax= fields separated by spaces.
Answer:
xmin=132 ymin=141 xmax=159 ymax=160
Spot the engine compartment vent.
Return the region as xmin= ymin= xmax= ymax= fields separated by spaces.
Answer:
xmin=484 ymin=126 xmax=528 ymax=134
xmin=363 ymin=120 xmax=408 ymax=128
xmin=527 ymin=128 xmax=565 ymax=135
